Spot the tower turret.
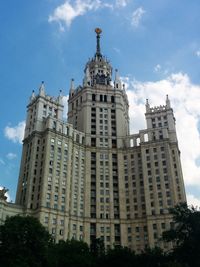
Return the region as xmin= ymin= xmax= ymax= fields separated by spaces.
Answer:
xmin=83 ymin=28 xmax=112 ymax=87
xmin=145 ymin=98 xmax=150 ymax=112
xmin=114 ymin=69 xmax=122 ymax=89
xmin=166 ymin=94 xmax=171 ymax=108
xmin=39 ymin=81 xmax=45 ymax=96
xmin=95 ymin=27 xmax=102 ymax=58
xmin=30 ymin=90 xmax=35 ymax=102
xmin=69 ymin=78 xmax=75 ymax=97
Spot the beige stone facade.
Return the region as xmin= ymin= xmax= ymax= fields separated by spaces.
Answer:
xmin=0 ymin=30 xmax=186 ymax=252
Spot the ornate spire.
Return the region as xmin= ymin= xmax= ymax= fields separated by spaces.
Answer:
xmin=69 ymin=78 xmax=75 ymax=97
xmin=70 ymin=79 xmax=75 ymax=91
xmin=30 ymin=90 xmax=35 ymax=101
xmin=114 ymin=69 xmax=122 ymax=89
xmin=83 ymin=28 xmax=112 ymax=87
xmin=58 ymin=89 xmax=63 ymax=104
xmin=166 ymin=94 xmax=171 ymax=108
xmin=39 ymin=81 xmax=45 ymax=96
xmin=115 ymin=69 xmax=119 ymax=80
xmin=95 ymin=28 xmax=102 ymax=57
xmin=146 ymin=99 xmax=150 ymax=112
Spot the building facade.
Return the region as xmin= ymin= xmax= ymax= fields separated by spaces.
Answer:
xmin=3 ymin=29 xmax=186 ymax=252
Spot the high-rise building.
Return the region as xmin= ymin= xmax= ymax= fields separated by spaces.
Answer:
xmin=1 ymin=29 xmax=186 ymax=252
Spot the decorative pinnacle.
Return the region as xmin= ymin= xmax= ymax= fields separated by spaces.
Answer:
xmin=166 ymin=94 xmax=171 ymax=108
xmin=146 ymin=98 xmax=150 ymax=112
xmin=95 ymin=28 xmax=102 ymax=56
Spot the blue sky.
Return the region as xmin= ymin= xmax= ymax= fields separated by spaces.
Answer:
xmin=1 ymin=0 xmax=200 ymax=205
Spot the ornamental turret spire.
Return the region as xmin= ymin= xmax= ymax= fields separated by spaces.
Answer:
xmin=83 ymin=28 xmax=112 ymax=87
xmin=166 ymin=94 xmax=171 ymax=108
xmin=95 ymin=28 xmax=102 ymax=57
xmin=146 ymin=98 xmax=150 ymax=112
xmin=39 ymin=81 xmax=45 ymax=96
xmin=69 ymin=78 xmax=75 ymax=97
xmin=114 ymin=69 xmax=122 ymax=89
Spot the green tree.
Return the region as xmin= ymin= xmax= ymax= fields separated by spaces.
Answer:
xmin=97 ymin=246 xmax=137 ymax=267
xmin=48 ymin=239 xmax=93 ymax=267
xmin=90 ymin=237 xmax=105 ymax=258
xmin=138 ymin=247 xmax=166 ymax=267
xmin=162 ymin=202 xmax=200 ymax=267
xmin=0 ymin=215 xmax=52 ymax=267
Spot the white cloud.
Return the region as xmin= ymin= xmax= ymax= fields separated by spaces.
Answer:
xmin=48 ymin=0 xmax=102 ymax=29
xmin=116 ymin=0 xmax=128 ymax=7
xmin=196 ymin=50 xmax=200 ymax=58
xmin=6 ymin=153 xmax=17 ymax=160
xmin=131 ymin=7 xmax=146 ymax=27
xmin=154 ymin=64 xmax=161 ymax=72
xmin=48 ymin=0 xmax=131 ymax=30
xmin=62 ymin=95 xmax=69 ymax=119
xmin=4 ymin=121 xmax=25 ymax=144
xmin=187 ymin=194 xmax=200 ymax=208
xmin=124 ymin=72 xmax=200 ymax=189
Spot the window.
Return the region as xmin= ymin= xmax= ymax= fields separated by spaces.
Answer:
xmin=161 ymin=223 xmax=166 ymax=229
xmin=106 ymin=236 xmax=110 ymax=241
xmin=153 ymin=224 xmax=157 ymax=230
xmin=44 ymin=216 xmax=48 ymax=223
xmin=135 ymin=227 xmax=140 ymax=233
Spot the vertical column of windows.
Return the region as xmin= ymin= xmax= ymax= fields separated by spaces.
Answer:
xmin=91 ymin=107 xmax=96 ymax=146
xmin=111 ymin=109 xmax=117 ymax=148
xmin=99 ymin=108 xmax=108 ymax=147
xmin=47 ymin=139 xmax=68 ymax=211
xmin=128 ymin=152 xmax=145 ymax=219
xmin=90 ymin=223 xmax=96 ymax=245
xmin=73 ymin=150 xmax=79 ymax=216
xmin=147 ymin=146 xmax=172 ymax=215
xmin=113 ymin=154 xmax=119 ymax=219
xmin=99 ymin=153 xmax=110 ymax=219
xmin=124 ymin=155 xmax=130 ymax=219
xmin=114 ymin=224 xmax=121 ymax=246
xmin=20 ymin=142 xmax=31 ymax=205
xmin=171 ymin=149 xmax=182 ymax=201
xmin=90 ymin=152 xmax=96 ymax=218
xmin=132 ymin=153 xmax=143 ymax=218
xmin=79 ymin=151 xmax=85 ymax=217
